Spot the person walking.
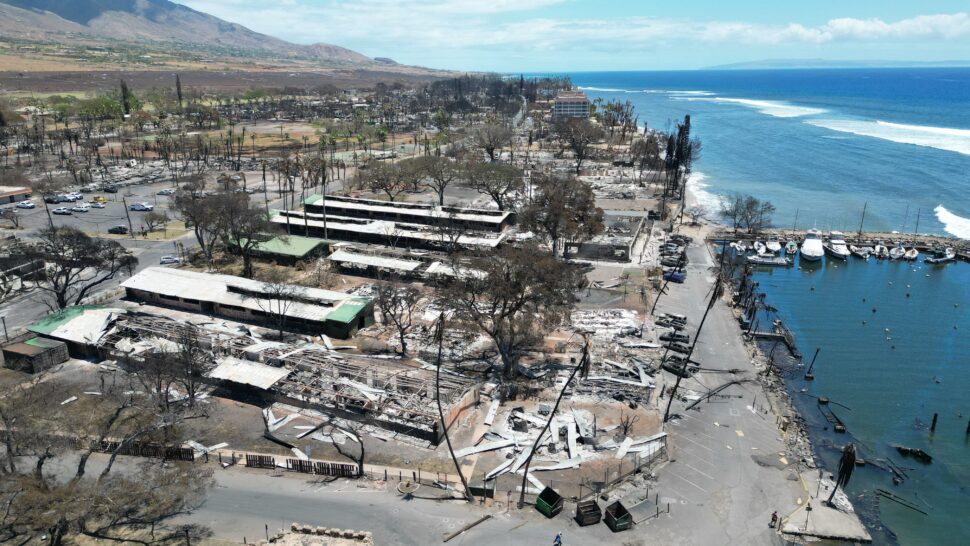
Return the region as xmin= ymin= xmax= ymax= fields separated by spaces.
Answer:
xmin=770 ymin=511 xmax=778 ymax=528
xmin=553 ymin=531 xmax=563 ymax=545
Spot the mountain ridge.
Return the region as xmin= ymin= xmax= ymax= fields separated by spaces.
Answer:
xmin=0 ymin=0 xmax=371 ymax=64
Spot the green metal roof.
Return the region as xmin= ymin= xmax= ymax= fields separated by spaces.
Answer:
xmin=24 ymin=337 xmax=63 ymax=349
xmin=246 ymin=234 xmax=332 ymax=258
xmin=326 ymin=301 xmax=368 ymax=324
xmin=303 ymin=194 xmax=324 ymax=206
xmin=27 ymin=305 xmax=105 ymax=335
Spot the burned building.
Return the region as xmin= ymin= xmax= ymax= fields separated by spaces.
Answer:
xmin=121 ymin=268 xmax=374 ymax=339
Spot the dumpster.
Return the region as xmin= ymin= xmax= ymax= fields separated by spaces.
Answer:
xmin=574 ymin=499 xmax=602 ymax=526
xmin=535 ymin=487 xmax=563 ymax=518
xmin=604 ymin=501 xmax=632 ymax=532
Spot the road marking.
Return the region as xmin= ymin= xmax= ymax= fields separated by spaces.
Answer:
xmin=735 ymin=430 xmax=745 ymax=437
xmin=668 ymin=430 xmax=713 ymax=453
xmin=667 ymin=470 xmax=709 ymax=493
xmin=682 ymin=461 xmax=716 ymax=481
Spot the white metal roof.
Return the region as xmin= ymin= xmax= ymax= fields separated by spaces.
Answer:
xmin=328 ymin=249 xmax=423 ymax=272
xmin=121 ymin=267 xmax=365 ymax=323
xmin=45 ymin=308 xmax=123 ymax=344
xmin=209 ymin=356 xmax=290 ymax=389
xmin=272 ymin=214 xmax=504 ymax=248
xmin=314 ymin=196 xmax=511 ymax=224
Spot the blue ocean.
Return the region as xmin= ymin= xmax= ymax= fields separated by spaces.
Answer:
xmin=571 ymin=68 xmax=970 ymax=238
xmin=572 ymin=69 xmax=970 ymax=545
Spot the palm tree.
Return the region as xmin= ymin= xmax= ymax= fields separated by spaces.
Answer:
xmin=827 ymin=443 xmax=856 ymax=506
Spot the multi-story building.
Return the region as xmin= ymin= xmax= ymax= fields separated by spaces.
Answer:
xmin=553 ymin=91 xmax=590 ymax=118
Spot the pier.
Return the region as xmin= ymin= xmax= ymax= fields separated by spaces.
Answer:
xmin=708 ymin=229 xmax=970 ymax=264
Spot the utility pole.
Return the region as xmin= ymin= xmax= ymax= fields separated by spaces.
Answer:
xmin=121 ymin=196 xmax=134 ymax=238
xmin=433 ymin=317 xmax=474 ymax=502
xmin=518 ymin=337 xmax=590 ymax=508
xmin=664 ymin=277 xmax=722 ymax=423
xmin=42 ymin=198 xmax=54 ymax=228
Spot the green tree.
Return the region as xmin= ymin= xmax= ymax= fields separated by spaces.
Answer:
xmin=520 ymin=174 xmax=605 ymax=258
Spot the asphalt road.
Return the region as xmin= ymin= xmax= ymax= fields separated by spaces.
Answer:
xmin=182 ymin=464 xmax=620 ymax=546
xmin=636 ymin=229 xmax=804 ymax=545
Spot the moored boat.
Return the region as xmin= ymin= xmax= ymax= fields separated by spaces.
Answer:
xmin=754 ymin=241 xmax=767 ymax=255
xmin=849 ymin=245 xmax=871 ymax=260
xmin=800 ymin=229 xmax=824 ymax=261
xmin=903 ymin=248 xmax=919 ymax=261
xmin=889 ymin=243 xmax=905 ymax=260
xmin=785 ymin=240 xmax=798 ymax=256
xmin=748 ymin=254 xmax=791 ymax=267
xmin=824 ymin=231 xmax=851 ymax=261
xmin=925 ymin=247 xmax=956 ymax=264
xmin=766 ymin=238 xmax=782 ymax=253
xmin=874 ymin=242 xmax=889 ymax=260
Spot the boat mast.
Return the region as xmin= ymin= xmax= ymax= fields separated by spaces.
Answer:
xmin=857 ymin=202 xmax=867 ymax=237
xmin=914 ymin=208 xmax=921 ymax=235
xmin=792 ymin=208 xmax=799 ymax=236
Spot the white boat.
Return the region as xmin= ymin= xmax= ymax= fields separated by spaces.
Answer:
xmin=823 ymin=231 xmax=851 ymax=261
xmin=903 ymin=248 xmax=919 ymax=261
xmin=754 ymin=241 xmax=767 ymax=255
xmin=889 ymin=243 xmax=905 ymax=260
xmin=849 ymin=245 xmax=872 ymax=260
xmin=748 ymin=254 xmax=791 ymax=267
xmin=874 ymin=243 xmax=889 ymax=260
xmin=800 ymin=229 xmax=824 ymax=261
xmin=785 ymin=240 xmax=798 ymax=256
xmin=766 ymin=238 xmax=782 ymax=253
xmin=925 ymin=247 xmax=956 ymax=264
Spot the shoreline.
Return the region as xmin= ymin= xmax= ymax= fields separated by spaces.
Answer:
xmin=682 ymin=183 xmax=872 ymax=543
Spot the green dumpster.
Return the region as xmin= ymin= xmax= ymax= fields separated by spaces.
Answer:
xmin=535 ymin=487 xmax=563 ymax=518
xmin=604 ymin=501 xmax=632 ymax=532
xmin=574 ymin=499 xmax=602 ymax=526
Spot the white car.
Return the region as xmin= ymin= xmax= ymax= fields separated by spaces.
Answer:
xmin=128 ymin=202 xmax=154 ymax=211
xmin=90 ymin=202 xmax=106 ymax=209
xmin=72 ymin=204 xmax=90 ymax=212
xmin=159 ymin=255 xmax=181 ymax=265
xmin=16 ymin=200 xmax=35 ymax=209
xmin=156 ymin=188 xmax=176 ymax=196
xmin=68 ymin=193 xmax=83 ymax=201
xmin=52 ymin=207 xmax=72 ymax=215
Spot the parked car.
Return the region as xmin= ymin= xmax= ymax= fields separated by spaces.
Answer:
xmin=44 ymin=195 xmax=60 ymax=204
xmin=663 ymin=271 xmax=686 ymax=283
xmin=52 ymin=207 xmax=72 ymax=215
xmin=107 ymin=225 xmax=129 ymax=234
xmin=156 ymin=188 xmax=176 ymax=196
xmin=91 ymin=202 xmax=106 ymax=209
xmin=128 ymin=202 xmax=154 ymax=211
xmin=102 ymin=185 xmax=118 ymax=193
xmin=92 ymin=195 xmax=109 ymax=203
xmin=660 ymin=332 xmax=690 ymax=344
xmin=16 ymin=200 xmax=35 ymax=209
xmin=71 ymin=204 xmax=90 ymax=212
xmin=159 ymin=255 xmax=180 ymax=265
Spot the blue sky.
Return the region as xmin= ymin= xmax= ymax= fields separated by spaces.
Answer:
xmin=176 ymin=0 xmax=970 ymax=71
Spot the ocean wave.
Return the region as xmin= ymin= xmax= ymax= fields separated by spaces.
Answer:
xmin=578 ymin=86 xmax=638 ymax=93
xmin=689 ymin=97 xmax=827 ymax=118
xmin=806 ymin=119 xmax=970 ymax=156
xmin=686 ymin=172 xmax=723 ymax=215
xmin=934 ymin=205 xmax=970 ymax=239
xmin=666 ymin=90 xmax=715 ymax=97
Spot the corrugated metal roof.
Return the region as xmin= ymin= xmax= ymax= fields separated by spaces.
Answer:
xmin=327 ymin=301 xmax=369 ymax=324
xmin=247 ymin=234 xmax=331 ymax=257
xmin=328 ymin=249 xmax=422 ymax=272
xmin=121 ymin=268 xmax=369 ymax=323
xmin=209 ymin=357 xmax=290 ymax=389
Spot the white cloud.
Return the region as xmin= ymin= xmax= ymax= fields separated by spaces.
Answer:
xmin=173 ymin=2 xmax=970 ymax=69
